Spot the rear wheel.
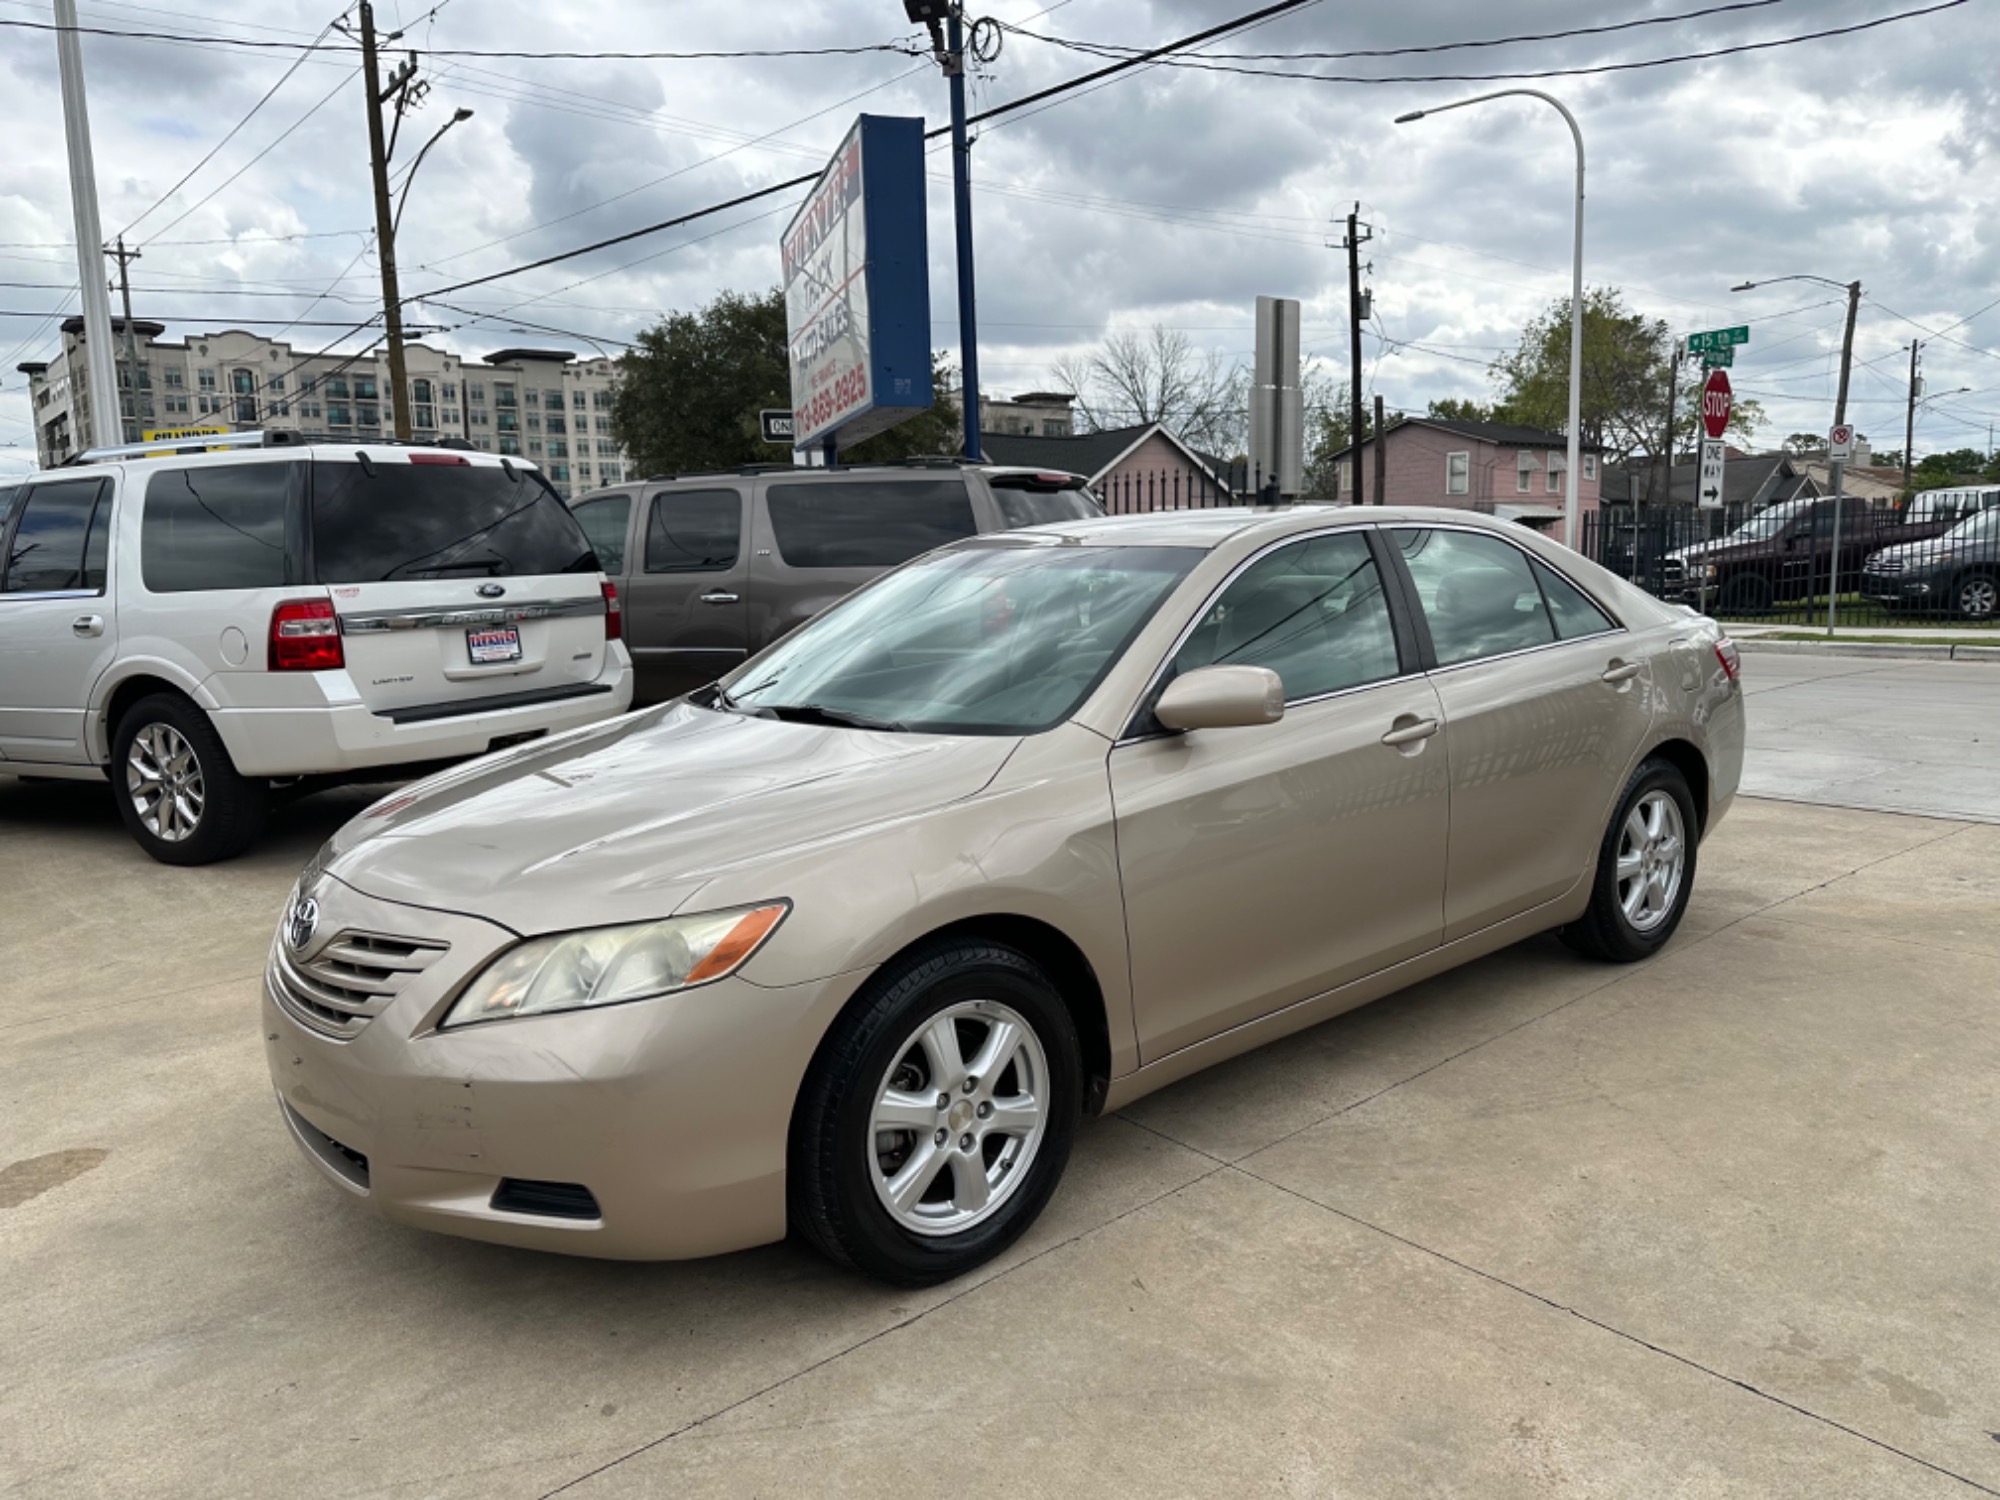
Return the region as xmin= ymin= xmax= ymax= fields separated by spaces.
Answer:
xmin=1954 ymin=572 xmax=1998 ymax=622
xmin=790 ymin=939 xmax=1080 ymax=1286
xmin=1562 ymin=758 xmax=1698 ymax=964
xmin=111 ymin=694 xmax=266 ymax=865
xmin=1719 ymin=574 xmax=1772 ymax=617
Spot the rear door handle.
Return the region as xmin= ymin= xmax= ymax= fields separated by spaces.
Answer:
xmin=1380 ymin=716 xmax=1440 ymax=747
xmin=1601 ymin=660 xmax=1644 ymax=684
xmin=71 ymin=614 xmax=104 ymax=638
xmin=699 ymin=592 xmax=740 ymax=605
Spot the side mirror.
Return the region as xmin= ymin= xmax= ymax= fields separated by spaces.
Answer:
xmin=1154 ymin=665 xmax=1285 ymax=732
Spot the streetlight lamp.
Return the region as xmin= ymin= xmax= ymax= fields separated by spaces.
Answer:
xmin=1733 ymin=273 xmax=1862 ymax=635
xmin=393 ymin=108 xmax=473 ymax=238
xmin=1398 ymin=90 xmax=1586 ymax=549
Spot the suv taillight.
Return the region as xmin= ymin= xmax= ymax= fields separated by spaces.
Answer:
xmin=601 ymin=579 xmax=622 ymax=642
xmin=269 ymin=598 xmax=344 ymax=672
xmin=1714 ymin=636 xmax=1741 ymax=683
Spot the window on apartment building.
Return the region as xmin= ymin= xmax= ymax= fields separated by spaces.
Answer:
xmin=234 ymin=396 xmax=257 ymax=424
xmin=300 ymin=376 xmax=316 ymax=396
xmin=163 ymin=366 xmax=184 ymax=389
xmin=356 ymin=404 xmax=379 ymax=427
xmin=1042 ymin=420 xmax=1066 ymax=437
xmin=272 ymin=400 xmax=289 ymax=418
xmin=593 ymin=389 xmax=611 ymax=408
xmin=231 ymin=368 xmax=256 ymax=395
xmin=525 ymin=414 xmax=541 ymax=432
xmin=196 ymin=395 xmax=215 ymax=416
xmin=412 ymin=378 xmax=435 ymax=430
xmin=523 ymin=390 xmax=539 ymax=408
xmin=549 ymin=464 xmax=570 ymax=484
xmin=467 ymin=382 xmax=484 ymax=403
xmin=595 ymin=416 xmax=610 ymax=434
xmin=597 ymin=439 xmax=616 ymax=457
xmin=1446 ymin=451 xmax=1470 ymax=496
xmin=166 ymin=395 xmax=189 ymax=415
xmin=300 ymin=401 xmax=320 ymax=419
xmin=197 ymin=369 xmax=217 ymax=391
xmin=354 ymin=377 xmax=378 ymax=401
xmin=602 ymin=464 xmax=622 ymax=484
xmin=498 ymin=436 xmax=520 ymax=456
xmin=545 ymin=390 xmax=563 ymax=411
xmin=496 ymin=412 xmax=517 ymax=432
xmin=529 ymin=439 xmax=543 ymax=456
xmin=326 ymin=403 xmax=351 ymax=426
xmin=270 ymin=375 xmax=285 ymax=395
xmin=441 ymin=382 xmax=457 ymax=401
xmin=547 ymin=439 xmax=567 ymax=459
xmin=326 ymin=376 xmax=348 ymax=399
xmin=470 ymin=410 xmax=488 ymax=427
xmin=572 ymin=391 xmax=588 ymax=410
xmin=473 ymin=437 xmax=492 ymax=451
xmin=494 ymin=385 xmax=517 ymax=408
xmin=545 ymin=414 xmax=565 ymax=435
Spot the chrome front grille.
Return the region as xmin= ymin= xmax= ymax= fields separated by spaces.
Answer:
xmin=1866 ymin=557 xmax=1904 ymax=575
xmin=270 ymin=929 xmax=448 ymax=1039
xmin=1661 ymin=558 xmax=1687 ymax=590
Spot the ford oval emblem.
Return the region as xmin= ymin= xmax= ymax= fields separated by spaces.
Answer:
xmin=477 ymin=582 xmax=506 ymax=598
xmin=286 ymin=894 xmax=320 ymax=952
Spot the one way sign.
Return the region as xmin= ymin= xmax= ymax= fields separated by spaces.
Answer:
xmin=1698 ymin=438 xmax=1727 ymax=509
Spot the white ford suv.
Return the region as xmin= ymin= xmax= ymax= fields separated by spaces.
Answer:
xmin=0 ymin=433 xmax=633 ymax=863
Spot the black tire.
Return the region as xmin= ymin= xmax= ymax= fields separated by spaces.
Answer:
xmin=1953 ymin=571 xmax=1998 ymax=622
xmin=1719 ymin=573 xmax=1772 ymax=617
xmin=110 ymin=693 xmax=267 ymax=865
xmin=1561 ymin=757 xmax=1700 ymax=964
xmin=789 ymin=939 xmax=1081 ymax=1286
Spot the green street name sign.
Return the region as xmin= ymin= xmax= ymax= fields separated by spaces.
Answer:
xmin=1687 ymin=326 xmax=1751 ymax=353
xmin=1700 ymin=347 xmax=1735 ymax=369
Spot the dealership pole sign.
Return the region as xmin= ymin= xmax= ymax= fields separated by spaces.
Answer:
xmin=782 ymin=115 xmax=933 ymax=453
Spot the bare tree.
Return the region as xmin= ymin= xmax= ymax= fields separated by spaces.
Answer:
xmin=1052 ymin=326 xmax=1246 ymax=456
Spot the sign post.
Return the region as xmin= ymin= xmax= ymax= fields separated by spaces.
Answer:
xmin=759 ymin=410 xmax=795 ymax=445
xmin=1698 ymin=438 xmax=1726 ymax=509
xmin=1826 ymin=423 xmax=1856 ymax=638
xmin=1827 ymin=423 xmax=1854 ymax=460
xmin=1686 ymin=326 xmax=1750 ymax=355
xmin=781 ymin=115 xmax=934 ymax=460
xmin=1700 ymin=368 xmax=1733 ymax=442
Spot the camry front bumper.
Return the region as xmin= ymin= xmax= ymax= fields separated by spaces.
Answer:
xmin=261 ymin=875 xmax=866 ymax=1260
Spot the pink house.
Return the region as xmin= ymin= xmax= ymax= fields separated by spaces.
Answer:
xmin=1333 ymin=418 xmax=1604 ymax=544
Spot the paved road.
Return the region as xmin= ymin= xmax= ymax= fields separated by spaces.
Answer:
xmin=1740 ymin=650 xmax=2000 ymax=822
xmin=4 ymin=771 xmax=1998 ymax=1496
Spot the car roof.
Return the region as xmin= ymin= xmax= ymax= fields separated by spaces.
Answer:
xmin=1007 ymin=503 xmax=1542 ymax=549
xmin=53 ymin=440 xmax=533 ymax=475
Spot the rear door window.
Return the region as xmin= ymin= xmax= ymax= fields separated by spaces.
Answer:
xmin=310 ymin=459 xmax=597 ymax=581
xmin=644 ymin=489 xmax=741 ymax=573
xmin=4 ymin=479 xmax=109 ymax=593
xmin=1531 ymin=558 xmax=1617 ymax=639
xmin=1395 ymin=527 xmax=1557 ymax=666
xmin=142 ymin=463 xmax=291 ymax=593
xmin=766 ymin=479 xmax=976 ymax=568
xmin=571 ymin=493 xmax=633 ymax=573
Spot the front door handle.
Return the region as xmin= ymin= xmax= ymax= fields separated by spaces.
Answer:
xmin=1601 ymin=660 xmax=1644 ymax=684
xmin=71 ymin=614 xmax=104 ymax=638
xmin=1380 ymin=715 xmax=1440 ymax=747
xmin=700 ymin=592 xmax=740 ymax=605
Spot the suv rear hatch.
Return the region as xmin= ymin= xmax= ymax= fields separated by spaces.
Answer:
xmin=311 ymin=452 xmax=609 ymax=720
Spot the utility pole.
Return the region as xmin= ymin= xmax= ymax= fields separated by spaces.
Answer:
xmin=107 ymin=235 xmax=141 ymax=437
xmin=1343 ymin=204 xmax=1372 ymax=496
xmin=945 ymin=8 xmax=981 ymax=461
xmin=1372 ymin=393 xmax=1386 ymax=505
xmin=52 ymin=0 xmax=120 ymax=451
xmin=1902 ymin=339 xmax=1920 ymax=494
xmin=357 ymin=1 xmax=416 ymax=440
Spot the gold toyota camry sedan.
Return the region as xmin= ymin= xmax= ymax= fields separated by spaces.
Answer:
xmin=265 ymin=506 xmax=1744 ymax=1284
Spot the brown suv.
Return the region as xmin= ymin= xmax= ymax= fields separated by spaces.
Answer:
xmin=569 ymin=462 xmax=1099 ymax=703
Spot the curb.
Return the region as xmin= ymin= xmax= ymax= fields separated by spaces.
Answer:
xmin=1735 ymin=639 xmax=2000 ymax=662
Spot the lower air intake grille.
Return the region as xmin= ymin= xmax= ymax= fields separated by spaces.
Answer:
xmin=491 ymin=1178 xmax=602 ymax=1221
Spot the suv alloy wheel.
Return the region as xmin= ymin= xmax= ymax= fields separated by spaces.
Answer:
xmin=1955 ymin=572 xmax=1998 ymax=622
xmin=111 ymin=694 xmax=267 ymax=865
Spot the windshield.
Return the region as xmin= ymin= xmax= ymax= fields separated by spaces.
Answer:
xmin=1946 ymin=508 xmax=2000 ymax=545
xmin=721 ymin=542 xmax=1199 ymax=734
xmin=1729 ymin=501 xmax=1807 ymax=540
xmin=310 ymin=459 xmax=598 ymax=582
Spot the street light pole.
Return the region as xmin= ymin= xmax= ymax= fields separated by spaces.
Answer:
xmin=393 ymin=108 xmax=473 ymax=238
xmin=51 ymin=0 xmax=121 ymax=451
xmin=1398 ymin=90 xmax=1585 ymax=548
xmin=944 ymin=8 xmax=982 ymax=461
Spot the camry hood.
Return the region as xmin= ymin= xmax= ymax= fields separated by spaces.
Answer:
xmin=324 ymin=702 xmax=1020 ymax=934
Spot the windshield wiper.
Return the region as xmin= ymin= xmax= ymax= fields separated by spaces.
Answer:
xmin=758 ymin=702 xmax=908 ymax=732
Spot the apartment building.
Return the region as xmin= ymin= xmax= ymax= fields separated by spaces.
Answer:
xmin=17 ymin=320 xmax=630 ymax=498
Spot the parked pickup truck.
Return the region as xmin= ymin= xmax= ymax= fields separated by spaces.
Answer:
xmin=1662 ymin=495 xmax=1970 ymax=616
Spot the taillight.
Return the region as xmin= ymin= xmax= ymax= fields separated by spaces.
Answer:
xmin=269 ymin=598 xmax=344 ymax=672
xmin=1714 ymin=636 xmax=1741 ymax=683
xmin=601 ymin=579 xmax=622 ymax=641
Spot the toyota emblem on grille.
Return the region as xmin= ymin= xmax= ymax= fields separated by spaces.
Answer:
xmin=476 ymin=582 xmax=506 ymax=598
xmin=287 ymin=894 xmax=320 ymax=952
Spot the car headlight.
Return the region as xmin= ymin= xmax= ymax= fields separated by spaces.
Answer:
xmin=441 ymin=902 xmax=789 ymax=1028
xmin=1699 ymin=564 xmax=1718 ymax=580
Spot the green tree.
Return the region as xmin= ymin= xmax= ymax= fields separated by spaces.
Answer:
xmin=611 ymin=286 xmax=958 ymax=474
xmin=1912 ymin=447 xmax=1987 ymax=488
xmin=1300 ymin=378 xmax=1403 ymax=498
xmin=1426 ymin=396 xmax=1495 ymax=423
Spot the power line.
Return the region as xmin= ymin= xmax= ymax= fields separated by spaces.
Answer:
xmin=1007 ymin=0 xmax=1966 ymax=86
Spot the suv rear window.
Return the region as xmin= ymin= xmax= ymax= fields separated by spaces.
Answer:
xmin=311 ymin=459 xmax=597 ymax=582
xmin=142 ymin=463 xmax=293 ymax=593
xmin=990 ymin=485 xmax=1100 ymax=529
xmin=766 ymin=479 xmax=976 ymax=568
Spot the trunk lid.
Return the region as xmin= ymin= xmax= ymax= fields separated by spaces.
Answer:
xmin=311 ymin=452 xmax=607 ymax=715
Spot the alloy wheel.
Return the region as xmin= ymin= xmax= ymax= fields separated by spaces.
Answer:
xmin=127 ymin=722 xmax=205 ymax=843
xmin=868 ymin=1000 xmax=1049 ymax=1237
xmin=1614 ymin=789 xmax=1685 ymax=934
xmin=1959 ymin=576 xmax=1997 ymax=621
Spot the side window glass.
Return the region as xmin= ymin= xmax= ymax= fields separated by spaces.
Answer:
xmin=142 ymin=463 xmax=291 ymax=592
xmin=3 ymin=480 xmax=107 ymax=594
xmin=1394 ymin=528 xmax=1556 ymax=666
xmin=766 ymin=480 xmax=976 ymax=568
xmin=644 ymin=489 xmax=740 ymax=573
xmin=1174 ymin=531 xmax=1399 ymax=701
xmin=572 ymin=495 xmax=631 ymax=574
xmin=1532 ymin=557 xmax=1616 ymax=640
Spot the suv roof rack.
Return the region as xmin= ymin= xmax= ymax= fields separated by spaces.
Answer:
xmin=65 ymin=429 xmax=298 ymax=466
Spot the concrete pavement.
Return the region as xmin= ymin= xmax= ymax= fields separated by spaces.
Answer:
xmin=3 ymin=771 xmax=1997 ymax=1497
xmin=1737 ymin=652 xmax=2000 ymax=822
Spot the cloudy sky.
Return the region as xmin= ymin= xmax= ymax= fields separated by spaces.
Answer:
xmin=2 ymin=0 xmax=1996 ymax=476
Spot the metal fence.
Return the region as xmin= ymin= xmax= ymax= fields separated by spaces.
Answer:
xmin=1095 ymin=461 xmax=1278 ymax=515
xmin=1579 ymin=499 xmax=2000 ymax=628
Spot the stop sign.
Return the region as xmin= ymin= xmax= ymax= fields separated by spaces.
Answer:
xmin=1701 ymin=368 xmax=1733 ymax=440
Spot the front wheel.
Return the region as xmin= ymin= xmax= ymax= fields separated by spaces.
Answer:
xmin=790 ymin=939 xmax=1081 ymax=1286
xmin=1719 ymin=574 xmax=1772 ymax=617
xmin=1561 ymin=758 xmax=1699 ymax=963
xmin=110 ymin=694 xmax=266 ymax=865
